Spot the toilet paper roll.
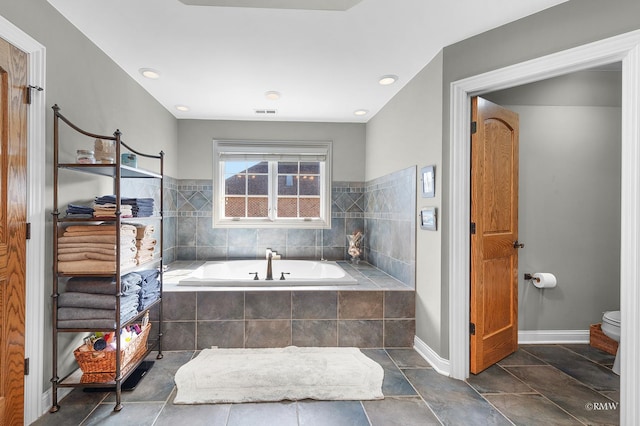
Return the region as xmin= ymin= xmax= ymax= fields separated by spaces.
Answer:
xmin=532 ymin=272 xmax=557 ymax=289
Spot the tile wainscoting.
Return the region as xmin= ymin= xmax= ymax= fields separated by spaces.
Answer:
xmin=154 ymin=289 xmax=415 ymax=351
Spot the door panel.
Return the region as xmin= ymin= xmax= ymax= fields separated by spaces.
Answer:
xmin=0 ymin=36 xmax=28 ymax=426
xmin=470 ymin=96 xmax=519 ymax=374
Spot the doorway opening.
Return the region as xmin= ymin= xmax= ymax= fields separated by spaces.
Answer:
xmin=448 ymin=29 xmax=640 ymax=424
xmin=482 ymin=66 xmax=621 ymax=345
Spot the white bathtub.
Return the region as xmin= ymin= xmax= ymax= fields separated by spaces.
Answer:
xmin=178 ymin=260 xmax=358 ymax=287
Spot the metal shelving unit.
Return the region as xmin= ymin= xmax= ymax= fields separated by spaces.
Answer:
xmin=49 ymin=105 xmax=164 ymax=413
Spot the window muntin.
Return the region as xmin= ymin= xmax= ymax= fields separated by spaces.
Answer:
xmin=213 ymin=140 xmax=332 ymax=228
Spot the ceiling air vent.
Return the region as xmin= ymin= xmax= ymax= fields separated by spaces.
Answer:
xmin=254 ymin=109 xmax=277 ymax=115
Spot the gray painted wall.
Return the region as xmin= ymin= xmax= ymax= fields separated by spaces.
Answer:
xmin=512 ymin=105 xmax=621 ymax=329
xmin=485 ymin=71 xmax=622 ymax=330
xmin=0 ymin=0 xmax=179 ymax=390
xmin=365 ymin=0 xmax=639 ymax=359
xmin=435 ymin=0 xmax=640 ymax=358
xmin=365 ymin=52 xmax=444 ymax=353
xmin=177 ymin=119 xmax=365 ymax=181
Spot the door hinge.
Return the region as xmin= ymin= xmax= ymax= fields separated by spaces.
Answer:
xmin=470 ymin=222 xmax=476 ymax=234
xmin=471 ymin=121 xmax=477 ymax=135
xmin=24 ymin=358 xmax=29 ymax=375
xmin=26 ymin=222 xmax=31 ymax=240
xmin=26 ymin=85 xmax=43 ymax=105
xmin=470 ymin=323 xmax=476 ymax=335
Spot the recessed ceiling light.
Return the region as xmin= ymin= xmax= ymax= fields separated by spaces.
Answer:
xmin=139 ymin=68 xmax=161 ymax=79
xmin=378 ymin=75 xmax=398 ymax=85
xmin=354 ymin=109 xmax=368 ymax=116
xmin=265 ymin=91 xmax=281 ymax=100
xmin=175 ymin=105 xmax=190 ymax=112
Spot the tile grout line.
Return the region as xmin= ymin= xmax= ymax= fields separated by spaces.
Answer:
xmin=522 ymin=345 xmax=620 ymax=399
xmin=464 ymin=378 xmax=516 ymax=426
xmin=501 ymin=349 xmax=602 ymax=425
xmin=495 ymin=361 xmax=587 ymax=425
xmin=384 ymin=349 xmax=444 ymax=425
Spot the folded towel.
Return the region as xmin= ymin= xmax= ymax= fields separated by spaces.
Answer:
xmin=62 ymin=230 xmax=116 ymax=237
xmin=120 ymin=238 xmax=137 ymax=248
xmin=58 ymin=247 xmax=116 ymax=256
xmin=58 ymin=235 xmax=117 ymax=244
xmin=121 ymin=272 xmax=143 ymax=288
xmin=138 ymin=296 xmax=159 ymax=311
xmin=58 ymin=292 xmax=116 ymax=310
xmin=64 ymin=224 xmax=116 ymax=233
xmin=137 ymin=269 xmax=160 ymax=281
xmin=120 ymin=299 xmax=139 ymax=314
xmin=136 ymin=238 xmax=157 ymax=248
xmin=58 ymin=307 xmax=115 ymax=320
xmin=58 ymin=242 xmax=116 ymax=250
xmin=58 ymin=260 xmax=115 ymax=274
xmin=66 ymin=204 xmax=94 ymax=215
xmin=58 ymin=252 xmax=116 ymax=262
xmin=57 ymin=319 xmax=116 ymax=329
xmin=64 ymin=213 xmax=93 ymax=219
xmin=66 ymin=277 xmax=140 ymax=295
xmin=120 ymin=230 xmax=136 ymax=238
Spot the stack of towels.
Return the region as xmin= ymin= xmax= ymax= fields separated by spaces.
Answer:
xmin=57 ymin=273 xmax=142 ymax=329
xmin=135 ymin=224 xmax=157 ymax=265
xmin=129 ymin=198 xmax=155 ymax=217
xmin=120 ymin=225 xmax=138 ymax=268
xmin=136 ymin=269 xmax=161 ymax=311
xmin=94 ymin=195 xmax=155 ymax=218
xmin=57 ymin=224 xmax=138 ymax=274
xmin=93 ymin=197 xmax=133 ymax=218
xmin=65 ymin=203 xmax=94 ymax=219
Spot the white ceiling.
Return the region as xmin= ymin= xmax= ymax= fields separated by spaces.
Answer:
xmin=48 ymin=0 xmax=568 ymax=123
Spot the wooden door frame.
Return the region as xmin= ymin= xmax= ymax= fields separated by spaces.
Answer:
xmin=0 ymin=14 xmax=46 ymax=425
xmin=448 ymin=29 xmax=640 ymax=424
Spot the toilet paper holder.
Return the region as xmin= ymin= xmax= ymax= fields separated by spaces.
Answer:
xmin=524 ymin=273 xmax=540 ymax=282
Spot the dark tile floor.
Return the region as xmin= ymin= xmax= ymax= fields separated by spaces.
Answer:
xmin=32 ymin=344 xmax=619 ymax=425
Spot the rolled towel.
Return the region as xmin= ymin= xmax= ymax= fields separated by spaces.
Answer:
xmin=135 ymin=224 xmax=155 ymax=239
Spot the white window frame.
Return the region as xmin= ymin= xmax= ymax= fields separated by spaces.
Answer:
xmin=213 ymin=139 xmax=332 ymax=228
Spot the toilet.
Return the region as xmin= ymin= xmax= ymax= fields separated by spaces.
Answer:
xmin=601 ymin=310 xmax=621 ymax=375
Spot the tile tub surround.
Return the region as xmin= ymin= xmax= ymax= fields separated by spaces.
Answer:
xmin=175 ymin=169 xmax=416 ymax=287
xmin=159 ymin=261 xmax=415 ymax=351
xmin=364 ymin=166 xmax=417 ymax=287
xmin=176 ymin=180 xmax=365 ymax=264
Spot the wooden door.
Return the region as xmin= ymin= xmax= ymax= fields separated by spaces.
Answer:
xmin=0 ymin=37 xmax=28 ymax=425
xmin=470 ymin=97 xmax=519 ymax=374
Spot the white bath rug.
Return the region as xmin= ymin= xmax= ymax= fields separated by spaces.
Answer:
xmin=173 ymin=346 xmax=384 ymax=404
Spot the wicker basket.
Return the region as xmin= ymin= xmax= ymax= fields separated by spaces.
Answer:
xmin=74 ymin=323 xmax=151 ymax=374
xmin=589 ymin=323 xmax=618 ymax=355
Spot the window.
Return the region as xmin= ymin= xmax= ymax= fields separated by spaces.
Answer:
xmin=213 ymin=140 xmax=332 ymax=228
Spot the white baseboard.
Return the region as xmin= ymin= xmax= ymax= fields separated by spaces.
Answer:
xmin=413 ymin=336 xmax=451 ymax=376
xmin=518 ymin=329 xmax=590 ymax=344
xmin=40 ymin=386 xmax=73 ymax=418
